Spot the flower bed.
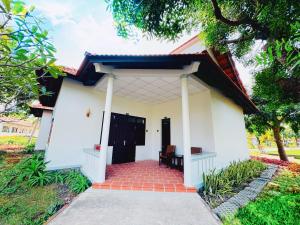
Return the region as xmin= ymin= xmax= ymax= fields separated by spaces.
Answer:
xmin=251 ymin=156 xmax=290 ymax=166
xmin=200 ymin=160 xmax=267 ymax=208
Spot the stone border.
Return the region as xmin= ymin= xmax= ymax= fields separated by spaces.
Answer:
xmin=213 ymin=164 xmax=278 ymax=218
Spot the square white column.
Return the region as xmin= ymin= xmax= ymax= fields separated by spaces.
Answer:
xmin=181 ymin=74 xmax=192 ymax=187
xmin=97 ymin=74 xmax=114 ymax=183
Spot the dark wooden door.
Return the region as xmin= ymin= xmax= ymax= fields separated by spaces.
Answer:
xmin=111 ymin=113 xmax=136 ymax=164
xmin=161 ymin=118 xmax=171 ymax=154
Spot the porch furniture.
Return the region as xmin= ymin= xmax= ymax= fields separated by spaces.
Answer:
xmin=172 ymin=154 xmax=184 ymax=171
xmin=159 ymin=145 xmax=176 ymax=167
xmin=191 ymin=147 xmax=202 ymax=154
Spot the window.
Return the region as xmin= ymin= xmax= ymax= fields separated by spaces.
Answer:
xmin=2 ymin=126 xmax=9 ymax=133
xmin=11 ymin=127 xmax=18 ymax=133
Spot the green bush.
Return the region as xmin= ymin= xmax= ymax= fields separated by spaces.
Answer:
xmin=65 ymin=170 xmax=91 ymax=194
xmin=16 ymin=153 xmax=52 ymax=187
xmin=203 ymin=160 xmax=266 ymax=198
xmin=225 ymin=171 xmax=300 ymax=225
xmin=0 ymin=152 xmax=91 ymax=195
xmin=23 ymin=143 xmax=35 ymax=154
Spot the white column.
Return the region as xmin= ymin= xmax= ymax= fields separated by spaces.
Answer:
xmin=97 ymin=74 xmax=114 ymax=183
xmin=181 ymin=74 xmax=192 ymax=187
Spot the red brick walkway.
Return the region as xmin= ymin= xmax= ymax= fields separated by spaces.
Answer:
xmin=92 ymin=160 xmax=196 ymax=192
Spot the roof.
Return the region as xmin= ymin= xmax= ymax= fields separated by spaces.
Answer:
xmin=35 ymin=53 xmax=258 ymax=114
xmin=170 ymin=35 xmax=201 ymax=54
xmin=169 ymin=35 xmax=248 ymax=95
xmin=0 ymin=117 xmax=34 ymax=127
xmin=30 ymin=103 xmax=53 ymax=117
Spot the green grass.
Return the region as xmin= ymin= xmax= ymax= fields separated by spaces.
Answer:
xmin=0 ymin=152 xmax=90 ymax=224
xmin=0 ymin=184 xmax=61 ymax=225
xmin=0 ymin=136 xmax=36 ymax=146
xmin=267 ymin=149 xmax=300 ymax=156
xmin=224 ymin=170 xmax=300 ymax=225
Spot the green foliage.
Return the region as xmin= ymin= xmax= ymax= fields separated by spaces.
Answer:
xmin=0 ymin=152 xmax=90 ymax=224
xmin=224 ymin=170 xmax=300 ymax=225
xmin=0 ymin=136 xmax=36 ymax=146
xmin=107 ymin=0 xmax=299 ymax=67
xmin=0 ymin=0 xmax=62 ymax=114
xmin=0 ymin=152 xmax=91 ymax=195
xmin=16 ymin=153 xmax=52 ymax=186
xmin=203 ymin=160 xmax=266 ymax=202
xmin=0 ymin=184 xmax=61 ymax=225
xmin=23 ymin=143 xmax=35 ymax=154
xmin=65 ymin=170 xmax=91 ymax=194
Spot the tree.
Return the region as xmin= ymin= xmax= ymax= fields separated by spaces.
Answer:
xmin=246 ymin=64 xmax=300 ymax=161
xmin=0 ymin=0 xmax=61 ymax=114
xmin=107 ymin=0 xmax=299 ymax=161
xmin=107 ymin=0 xmax=299 ymax=67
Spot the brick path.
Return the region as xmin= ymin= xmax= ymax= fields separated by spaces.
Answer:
xmin=92 ymin=160 xmax=196 ymax=192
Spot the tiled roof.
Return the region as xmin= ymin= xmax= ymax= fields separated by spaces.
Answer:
xmin=62 ymin=66 xmax=78 ymax=76
xmin=30 ymin=103 xmax=53 ymax=111
xmin=210 ymin=50 xmax=248 ymax=95
xmin=0 ymin=117 xmax=33 ymax=127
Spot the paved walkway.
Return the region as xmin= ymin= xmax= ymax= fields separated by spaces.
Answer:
xmin=48 ymin=189 xmax=221 ymax=225
xmin=93 ymin=160 xmax=196 ymax=192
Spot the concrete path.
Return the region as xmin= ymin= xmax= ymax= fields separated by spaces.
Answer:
xmin=48 ymin=188 xmax=221 ymax=225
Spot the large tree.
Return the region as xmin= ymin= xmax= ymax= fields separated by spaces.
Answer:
xmin=246 ymin=64 xmax=299 ymax=161
xmin=107 ymin=0 xmax=300 ymax=160
xmin=0 ymin=0 xmax=61 ymax=114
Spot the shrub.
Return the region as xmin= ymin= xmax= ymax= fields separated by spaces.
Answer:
xmin=287 ymin=163 xmax=300 ymax=173
xmin=203 ymin=160 xmax=266 ymax=198
xmin=23 ymin=143 xmax=35 ymax=154
xmin=227 ymin=171 xmax=300 ymax=225
xmin=65 ymin=170 xmax=91 ymax=194
xmin=16 ymin=153 xmax=52 ymax=187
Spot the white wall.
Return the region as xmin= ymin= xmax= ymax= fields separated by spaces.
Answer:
xmin=210 ymin=89 xmax=249 ymax=169
xmin=149 ymin=90 xmax=215 ymax=160
xmin=46 ymin=79 xmax=153 ymax=169
xmin=35 ymin=110 xmax=53 ymax=150
xmin=46 ymin=77 xmax=248 ymax=172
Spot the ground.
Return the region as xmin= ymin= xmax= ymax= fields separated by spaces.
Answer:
xmin=48 ymin=189 xmax=221 ymax=225
xmin=224 ymin=169 xmax=300 ymax=225
xmin=250 ymin=148 xmax=300 ymax=163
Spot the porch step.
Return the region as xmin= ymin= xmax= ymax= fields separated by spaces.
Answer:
xmin=92 ymin=183 xmax=197 ymax=193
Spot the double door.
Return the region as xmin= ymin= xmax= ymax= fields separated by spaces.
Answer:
xmin=108 ymin=113 xmax=145 ymax=164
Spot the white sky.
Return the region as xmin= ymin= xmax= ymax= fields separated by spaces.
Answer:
xmin=27 ymin=0 xmax=254 ymax=91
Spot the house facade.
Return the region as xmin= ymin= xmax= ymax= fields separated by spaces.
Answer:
xmin=33 ymin=37 xmax=257 ymax=188
xmin=0 ymin=117 xmax=39 ymax=137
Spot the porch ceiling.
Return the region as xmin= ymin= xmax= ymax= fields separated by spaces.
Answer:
xmin=94 ymin=75 xmax=207 ymax=104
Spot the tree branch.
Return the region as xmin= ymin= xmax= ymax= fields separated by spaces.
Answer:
xmin=221 ymin=34 xmax=254 ymax=44
xmin=210 ymin=0 xmax=267 ymax=36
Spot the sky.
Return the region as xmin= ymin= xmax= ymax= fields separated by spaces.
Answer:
xmin=27 ymin=0 xmax=253 ymax=90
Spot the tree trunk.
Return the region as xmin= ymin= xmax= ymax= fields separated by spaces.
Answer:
xmin=272 ymin=126 xmax=288 ymax=161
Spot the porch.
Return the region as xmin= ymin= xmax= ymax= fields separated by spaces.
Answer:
xmin=78 ymin=56 xmax=219 ymax=189
xmin=92 ymin=160 xmax=196 ymax=192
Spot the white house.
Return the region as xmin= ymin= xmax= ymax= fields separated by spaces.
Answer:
xmin=32 ymin=36 xmax=257 ymax=188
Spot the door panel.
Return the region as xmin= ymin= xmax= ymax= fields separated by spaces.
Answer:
xmin=161 ymin=118 xmax=171 ymax=154
xmin=111 ymin=113 xmax=138 ymax=164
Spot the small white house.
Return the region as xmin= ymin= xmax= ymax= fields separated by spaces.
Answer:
xmin=32 ymin=37 xmax=257 ymax=188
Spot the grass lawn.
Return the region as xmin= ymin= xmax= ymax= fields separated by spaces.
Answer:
xmin=0 ymin=136 xmax=36 ymax=146
xmin=0 ymin=184 xmax=61 ymax=225
xmin=224 ymin=170 xmax=300 ymax=225
xmin=0 ymin=152 xmax=90 ymax=225
xmin=267 ymin=149 xmax=300 ymax=159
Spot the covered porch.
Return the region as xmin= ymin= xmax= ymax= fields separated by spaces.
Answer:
xmin=92 ymin=160 xmax=197 ymax=192
xmin=80 ymin=55 xmax=218 ymax=189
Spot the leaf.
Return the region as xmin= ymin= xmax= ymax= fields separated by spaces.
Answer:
xmin=1 ymin=0 xmax=11 ymax=12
